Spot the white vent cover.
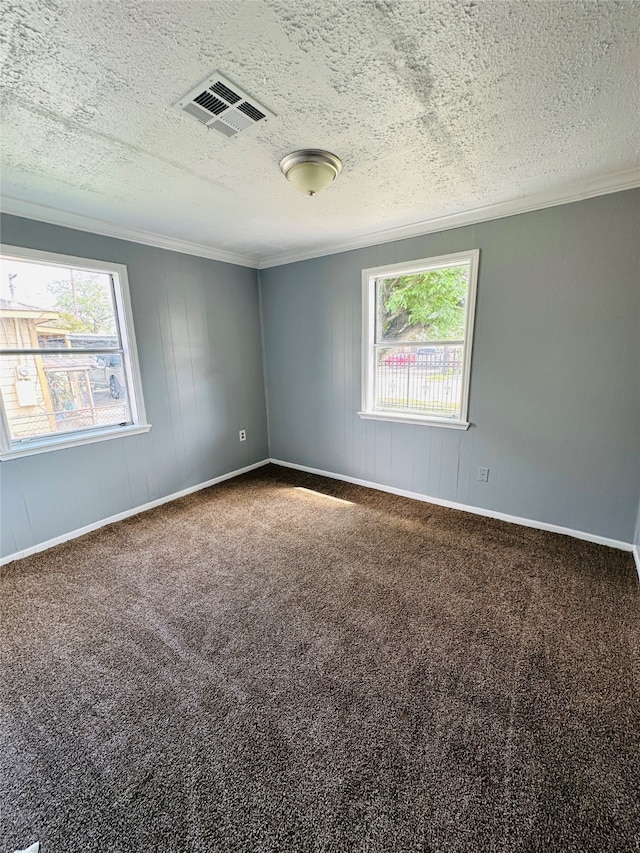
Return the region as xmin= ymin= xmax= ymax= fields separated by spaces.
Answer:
xmin=175 ymin=72 xmax=275 ymax=138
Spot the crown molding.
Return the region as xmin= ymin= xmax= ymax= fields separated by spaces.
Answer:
xmin=2 ymin=168 xmax=638 ymax=272
xmin=256 ymin=168 xmax=640 ymax=268
xmin=0 ymin=196 xmax=259 ymax=269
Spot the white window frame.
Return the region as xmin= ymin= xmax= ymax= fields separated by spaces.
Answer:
xmin=359 ymin=249 xmax=479 ymax=430
xmin=0 ymin=245 xmax=151 ymax=460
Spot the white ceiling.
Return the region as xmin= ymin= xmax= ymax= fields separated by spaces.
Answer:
xmin=1 ymin=0 xmax=638 ymax=268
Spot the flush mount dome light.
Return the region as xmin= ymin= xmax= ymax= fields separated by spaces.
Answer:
xmin=280 ymin=149 xmax=342 ymax=196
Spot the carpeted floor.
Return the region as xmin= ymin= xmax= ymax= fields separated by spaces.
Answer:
xmin=1 ymin=464 xmax=639 ymax=853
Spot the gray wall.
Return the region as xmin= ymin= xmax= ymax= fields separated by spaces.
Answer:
xmin=0 ymin=214 xmax=268 ymax=559
xmin=260 ymin=190 xmax=640 ymax=543
xmin=3 ymin=190 xmax=638 ymax=556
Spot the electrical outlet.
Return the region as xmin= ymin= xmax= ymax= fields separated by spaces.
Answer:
xmin=239 ymin=429 xmax=246 ymax=442
xmin=478 ymin=467 xmax=489 ymax=482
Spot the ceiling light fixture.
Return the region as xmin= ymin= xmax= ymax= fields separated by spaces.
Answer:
xmin=280 ymin=149 xmax=342 ymax=197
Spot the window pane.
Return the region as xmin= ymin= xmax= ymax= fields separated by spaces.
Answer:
xmin=0 ymin=257 xmax=119 ymax=351
xmin=376 ymin=263 xmax=469 ymax=344
xmin=1 ymin=351 xmax=132 ymax=442
xmin=375 ymin=345 xmax=463 ymax=418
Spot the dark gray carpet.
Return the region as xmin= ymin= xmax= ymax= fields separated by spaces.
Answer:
xmin=1 ymin=464 xmax=639 ymax=852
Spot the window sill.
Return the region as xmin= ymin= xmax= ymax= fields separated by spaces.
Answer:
xmin=358 ymin=411 xmax=471 ymax=430
xmin=0 ymin=423 xmax=152 ymax=461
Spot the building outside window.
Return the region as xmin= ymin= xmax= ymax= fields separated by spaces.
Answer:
xmin=0 ymin=246 xmax=150 ymax=459
xmin=360 ymin=250 xmax=479 ymax=429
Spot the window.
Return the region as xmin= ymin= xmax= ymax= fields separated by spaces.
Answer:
xmin=360 ymin=250 xmax=479 ymax=429
xmin=0 ymin=246 xmax=150 ymax=459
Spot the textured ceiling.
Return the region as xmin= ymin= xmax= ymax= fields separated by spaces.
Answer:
xmin=1 ymin=0 xmax=638 ymax=267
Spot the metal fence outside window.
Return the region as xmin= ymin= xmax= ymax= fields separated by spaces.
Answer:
xmin=375 ymin=345 xmax=463 ymax=417
xmin=8 ymin=401 xmax=130 ymax=440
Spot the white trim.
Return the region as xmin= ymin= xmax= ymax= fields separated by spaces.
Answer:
xmin=258 ymin=170 xmax=640 ymax=268
xmin=0 ymin=423 xmax=152 ymax=460
xmin=269 ymin=458 xmax=635 ymax=553
xmin=361 ymin=271 xmax=375 ymax=416
xmin=0 ymin=459 xmax=271 ymax=566
xmin=357 ymin=411 xmax=470 ymax=430
xmin=361 ymin=250 xmax=478 ymax=428
xmin=2 ymin=171 xmax=638 ymax=272
xmin=0 ymin=245 xmax=150 ymax=457
xmin=110 ymin=260 xmax=147 ymax=428
xmin=633 ymin=546 xmax=640 ymax=583
xmin=0 ymin=196 xmax=258 ymax=269
xmin=3 ymin=456 xmax=635 ymax=569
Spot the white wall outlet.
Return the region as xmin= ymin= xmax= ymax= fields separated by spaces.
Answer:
xmin=239 ymin=429 xmax=246 ymax=442
xmin=478 ymin=467 xmax=489 ymax=482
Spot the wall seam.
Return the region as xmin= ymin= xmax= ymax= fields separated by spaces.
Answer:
xmin=257 ymin=268 xmax=272 ymax=457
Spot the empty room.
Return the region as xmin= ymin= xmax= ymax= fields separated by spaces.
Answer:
xmin=1 ymin=1 xmax=639 ymax=851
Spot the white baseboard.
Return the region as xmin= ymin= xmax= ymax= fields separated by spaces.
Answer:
xmin=1 ymin=459 xmax=271 ymax=566
xmin=270 ymin=458 xmax=635 ymax=554
xmin=3 ymin=456 xmax=636 ymax=571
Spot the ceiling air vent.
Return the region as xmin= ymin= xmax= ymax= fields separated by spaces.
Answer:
xmin=175 ymin=72 xmax=275 ymax=138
